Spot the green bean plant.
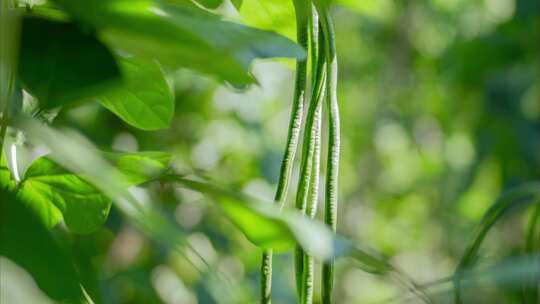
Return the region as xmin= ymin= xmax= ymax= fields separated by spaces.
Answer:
xmin=6 ymin=0 xmax=528 ymax=303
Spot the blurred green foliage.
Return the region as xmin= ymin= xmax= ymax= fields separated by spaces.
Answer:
xmin=1 ymin=0 xmax=539 ymax=303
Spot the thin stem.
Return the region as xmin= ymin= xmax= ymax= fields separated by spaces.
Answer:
xmin=319 ymin=8 xmax=340 ymax=304
xmin=260 ymin=0 xmax=310 ymax=302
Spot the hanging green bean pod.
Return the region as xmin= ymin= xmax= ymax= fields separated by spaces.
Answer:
xmin=260 ymin=0 xmax=310 ymax=302
xmin=317 ymin=3 xmax=340 ymax=303
xmin=298 ymin=9 xmax=327 ymax=303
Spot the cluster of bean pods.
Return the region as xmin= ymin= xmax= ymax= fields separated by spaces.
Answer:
xmin=260 ymin=1 xmax=340 ymax=303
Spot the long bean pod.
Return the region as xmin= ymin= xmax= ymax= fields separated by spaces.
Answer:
xmin=260 ymin=0 xmax=310 ymax=302
xmin=318 ymin=6 xmax=340 ymax=304
xmin=298 ymin=10 xmax=327 ymax=303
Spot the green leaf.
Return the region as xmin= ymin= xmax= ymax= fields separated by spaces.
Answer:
xmin=18 ymin=16 xmax=120 ymax=109
xmin=15 ymin=151 xmax=172 ymax=233
xmin=52 ymin=0 xmax=306 ymax=84
xmin=17 ymin=157 xmax=112 ymax=234
xmin=0 ymin=188 xmax=84 ymax=302
xmin=238 ymin=0 xmax=296 ymax=41
xmin=104 ymin=151 xmax=173 ymax=185
xmin=164 ymin=175 xmax=296 ymax=251
xmin=98 ymin=57 xmax=174 ymax=130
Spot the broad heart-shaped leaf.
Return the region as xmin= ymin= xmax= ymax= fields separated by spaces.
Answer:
xmin=16 ymin=151 xmax=172 ymax=234
xmin=0 ymin=188 xmax=85 ymax=302
xmin=98 ymin=57 xmax=174 ymax=130
xmin=18 ymin=15 xmax=120 ymax=109
xmin=52 ymin=0 xmax=306 ymax=84
xmin=17 ymin=157 xmax=112 ymax=234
